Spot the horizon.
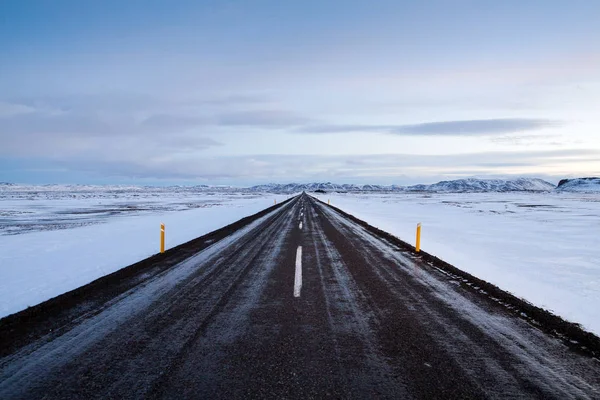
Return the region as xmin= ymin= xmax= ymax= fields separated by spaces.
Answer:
xmin=0 ymin=176 xmax=572 ymax=188
xmin=1 ymin=1 xmax=599 ymax=185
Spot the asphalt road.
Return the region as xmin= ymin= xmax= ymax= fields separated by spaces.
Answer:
xmin=1 ymin=193 xmax=599 ymax=399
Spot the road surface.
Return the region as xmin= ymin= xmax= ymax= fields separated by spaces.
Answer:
xmin=1 ymin=193 xmax=599 ymax=399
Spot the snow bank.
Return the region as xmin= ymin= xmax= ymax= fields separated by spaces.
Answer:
xmin=318 ymin=192 xmax=600 ymax=335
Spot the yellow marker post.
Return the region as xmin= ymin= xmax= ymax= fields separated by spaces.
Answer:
xmin=416 ymin=223 xmax=422 ymax=253
xmin=160 ymin=223 xmax=165 ymax=254
xmin=328 ymin=199 xmax=330 ymax=205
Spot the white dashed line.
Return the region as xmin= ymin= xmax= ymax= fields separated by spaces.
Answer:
xmin=294 ymin=246 xmax=302 ymax=297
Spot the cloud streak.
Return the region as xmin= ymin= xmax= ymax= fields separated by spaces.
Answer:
xmin=216 ymin=110 xmax=313 ymax=128
xmin=297 ymin=118 xmax=562 ymax=135
xmin=140 ymin=114 xmax=208 ymax=131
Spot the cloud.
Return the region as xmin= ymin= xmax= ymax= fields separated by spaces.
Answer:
xmin=140 ymin=114 xmax=208 ymax=131
xmin=7 ymin=92 xmax=270 ymax=114
xmin=216 ymin=110 xmax=313 ymax=127
xmin=196 ymin=94 xmax=272 ymax=106
xmin=0 ymin=109 xmax=222 ymax=160
xmin=297 ymin=118 xmax=562 ymax=135
xmin=0 ymin=93 xmax=303 ymax=138
xmin=392 ymin=119 xmax=562 ymax=135
xmin=162 ymin=136 xmax=223 ymax=151
xmin=0 ymin=112 xmax=117 ymax=136
xmin=0 ymin=102 xmax=36 ymax=118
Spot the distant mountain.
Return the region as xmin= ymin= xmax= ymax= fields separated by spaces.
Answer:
xmin=248 ymin=178 xmax=556 ymax=194
xmin=405 ymin=178 xmax=555 ymax=193
xmin=556 ymin=177 xmax=600 ymax=192
xmin=248 ymin=182 xmax=391 ymax=193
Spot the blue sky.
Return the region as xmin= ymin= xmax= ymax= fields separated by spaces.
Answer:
xmin=1 ymin=0 xmax=599 ymax=185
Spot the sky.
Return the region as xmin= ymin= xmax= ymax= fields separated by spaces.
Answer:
xmin=1 ymin=0 xmax=599 ymax=186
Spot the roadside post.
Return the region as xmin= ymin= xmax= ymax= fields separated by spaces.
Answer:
xmin=160 ymin=223 xmax=165 ymax=253
xmin=328 ymin=199 xmax=330 ymax=205
xmin=416 ymin=223 xmax=421 ymax=253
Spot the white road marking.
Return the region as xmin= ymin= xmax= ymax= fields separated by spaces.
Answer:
xmin=294 ymin=246 xmax=302 ymax=297
xmin=299 ymin=222 xmax=303 ymax=230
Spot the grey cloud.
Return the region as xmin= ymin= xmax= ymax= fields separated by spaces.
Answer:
xmin=0 ymin=112 xmax=117 ymax=136
xmin=217 ymin=110 xmax=314 ymax=127
xmin=1 ymin=93 xmax=299 ymax=140
xmin=296 ymin=124 xmax=377 ymax=134
xmin=140 ymin=114 xmax=208 ymax=130
xmin=0 ymin=109 xmax=222 ymax=160
xmin=0 ymin=109 xmax=212 ymax=139
xmin=7 ymin=92 xmax=270 ymax=114
xmin=196 ymin=94 xmax=271 ymax=106
xmin=162 ymin=136 xmax=223 ymax=150
xmin=393 ymin=119 xmax=561 ymax=135
xmin=8 ymin=93 xmax=161 ymax=114
xmin=0 ymin=102 xmax=36 ymax=117
xmin=297 ymin=118 xmax=562 ymax=135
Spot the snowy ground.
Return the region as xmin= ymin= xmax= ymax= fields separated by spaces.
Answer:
xmin=0 ymin=186 xmax=290 ymax=318
xmin=317 ymin=192 xmax=600 ymax=335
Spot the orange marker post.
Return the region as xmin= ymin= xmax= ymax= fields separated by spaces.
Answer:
xmin=160 ymin=223 xmax=165 ymax=254
xmin=416 ymin=223 xmax=422 ymax=253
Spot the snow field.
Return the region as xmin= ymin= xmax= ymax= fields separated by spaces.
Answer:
xmin=318 ymin=192 xmax=600 ymax=335
xmin=0 ymin=193 xmax=290 ymax=318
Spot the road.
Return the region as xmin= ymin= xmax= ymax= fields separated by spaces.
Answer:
xmin=1 ymin=193 xmax=599 ymax=399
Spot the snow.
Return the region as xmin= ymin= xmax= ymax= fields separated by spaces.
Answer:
xmin=0 ymin=189 xmax=290 ymax=318
xmin=317 ymin=192 xmax=600 ymax=335
xmin=557 ymin=178 xmax=600 ymax=193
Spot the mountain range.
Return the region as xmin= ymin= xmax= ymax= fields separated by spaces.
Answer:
xmin=248 ymin=178 xmax=572 ymax=193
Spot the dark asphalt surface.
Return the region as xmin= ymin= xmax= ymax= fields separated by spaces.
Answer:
xmin=1 ymin=193 xmax=599 ymax=399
